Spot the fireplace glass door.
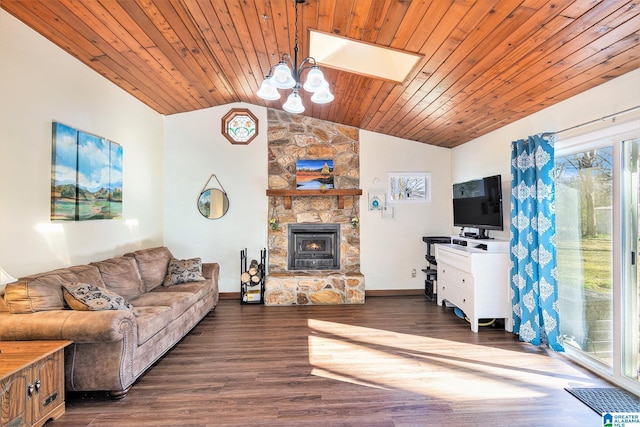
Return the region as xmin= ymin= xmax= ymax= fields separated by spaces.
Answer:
xmin=288 ymin=224 xmax=340 ymax=270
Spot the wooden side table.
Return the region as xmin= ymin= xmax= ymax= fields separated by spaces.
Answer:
xmin=0 ymin=340 xmax=72 ymax=427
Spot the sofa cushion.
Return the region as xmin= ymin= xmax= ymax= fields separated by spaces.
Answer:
xmin=132 ymin=306 xmax=173 ymax=345
xmin=130 ymin=291 xmax=199 ymax=321
xmin=151 ymin=280 xmax=213 ymax=302
xmin=62 ymin=282 xmax=133 ymax=311
xmin=91 ymin=257 xmax=145 ymax=300
xmin=4 ymin=281 xmax=66 ymax=314
xmin=2 ymin=264 xmax=107 ymax=314
xmin=124 ymin=247 xmax=173 ymax=292
xmin=163 ymin=258 xmax=205 ymax=286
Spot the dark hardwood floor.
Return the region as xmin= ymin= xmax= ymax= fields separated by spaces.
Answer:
xmin=58 ymin=296 xmax=608 ymax=426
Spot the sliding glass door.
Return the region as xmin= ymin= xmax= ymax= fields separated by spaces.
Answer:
xmin=556 ymin=145 xmax=613 ymax=368
xmin=555 ymin=124 xmax=640 ymax=392
xmin=622 ymin=138 xmax=639 ymax=383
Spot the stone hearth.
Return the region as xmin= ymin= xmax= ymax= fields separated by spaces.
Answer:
xmin=265 ymin=272 xmax=365 ymax=305
xmin=265 ymin=109 xmax=364 ymax=305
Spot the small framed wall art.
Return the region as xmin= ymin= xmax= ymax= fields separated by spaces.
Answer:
xmin=387 ymin=172 xmax=431 ymax=203
xmin=368 ymin=191 xmax=384 ymax=210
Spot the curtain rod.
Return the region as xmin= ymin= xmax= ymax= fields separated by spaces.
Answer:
xmin=542 ymin=105 xmax=640 ymax=138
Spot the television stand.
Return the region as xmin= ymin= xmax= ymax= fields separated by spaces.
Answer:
xmin=435 ymin=236 xmax=512 ymax=332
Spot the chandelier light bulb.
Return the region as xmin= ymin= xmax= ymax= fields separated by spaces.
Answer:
xmin=310 ymin=84 xmax=334 ymax=104
xmin=270 ymin=62 xmax=296 ymax=89
xmin=256 ymin=78 xmax=280 ymax=101
xmin=303 ymin=67 xmax=326 ymax=92
xmin=283 ymin=91 xmax=305 ymax=114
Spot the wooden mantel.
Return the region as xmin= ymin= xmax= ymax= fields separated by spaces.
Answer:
xmin=266 ymin=189 xmax=362 ymax=209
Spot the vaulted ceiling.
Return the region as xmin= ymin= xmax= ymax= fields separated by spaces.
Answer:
xmin=2 ymin=0 xmax=639 ymax=147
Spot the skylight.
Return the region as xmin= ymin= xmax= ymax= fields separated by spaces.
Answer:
xmin=308 ymin=30 xmax=423 ymax=83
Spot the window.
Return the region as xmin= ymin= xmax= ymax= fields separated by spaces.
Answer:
xmin=222 ymin=108 xmax=258 ymax=144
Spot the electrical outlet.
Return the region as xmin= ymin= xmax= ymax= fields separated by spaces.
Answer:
xmin=411 ymin=268 xmax=417 ymax=278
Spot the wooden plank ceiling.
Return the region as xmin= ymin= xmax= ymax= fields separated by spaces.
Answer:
xmin=2 ymin=0 xmax=640 ymax=148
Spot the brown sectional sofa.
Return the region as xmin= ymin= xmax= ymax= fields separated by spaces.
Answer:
xmin=0 ymin=247 xmax=219 ymax=398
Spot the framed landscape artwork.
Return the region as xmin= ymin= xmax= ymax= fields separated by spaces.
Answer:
xmin=51 ymin=122 xmax=123 ymax=221
xmin=296 ymin=159 xmax=334 ymax=190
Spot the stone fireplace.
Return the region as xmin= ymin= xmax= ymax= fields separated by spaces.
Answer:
xmin=265 ymin=109 xmax=365 ymax=305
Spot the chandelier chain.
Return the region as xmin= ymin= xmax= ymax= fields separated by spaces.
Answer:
xmin=294 ymin=0 xmax=300 ymax=75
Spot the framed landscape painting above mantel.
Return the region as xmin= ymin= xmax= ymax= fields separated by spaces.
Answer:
xmin=51 ymin=122 xmax=123 ymax=221
xmin=296 ymin=159 xmax=334 ymax=190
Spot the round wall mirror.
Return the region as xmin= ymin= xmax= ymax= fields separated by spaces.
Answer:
xmin=198 ymin=189 xmax=229 ymax=219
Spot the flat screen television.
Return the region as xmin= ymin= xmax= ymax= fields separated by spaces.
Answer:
xmin=452 ymin=174 xmax=503 ymax=239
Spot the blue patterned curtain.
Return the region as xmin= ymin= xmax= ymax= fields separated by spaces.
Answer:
xmin=510 ymin=134 xmax=564 ymax=351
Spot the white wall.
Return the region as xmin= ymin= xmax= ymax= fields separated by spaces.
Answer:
xmin=451 ymin=68 xmax=640 ymax=241
xmin=360 ymin=131 xmax=452 ymax=290
xmin=163 ymin=104 xmax=268 ymax=293
xmin=0 ymin=10 xmax=164 ymax=277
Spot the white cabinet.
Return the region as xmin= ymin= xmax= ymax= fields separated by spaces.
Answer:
xmin=435 ymin=237 xmax=512 ymax=333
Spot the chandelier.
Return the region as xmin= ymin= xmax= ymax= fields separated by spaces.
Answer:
xmin=256 ymin=0 xmax=333 ymax=114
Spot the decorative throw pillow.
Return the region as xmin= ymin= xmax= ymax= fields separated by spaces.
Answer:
xmin=163 ymin=258 xmax=206 ymax=286
xmin=62 ymin=282 xmax=133 ymax=311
